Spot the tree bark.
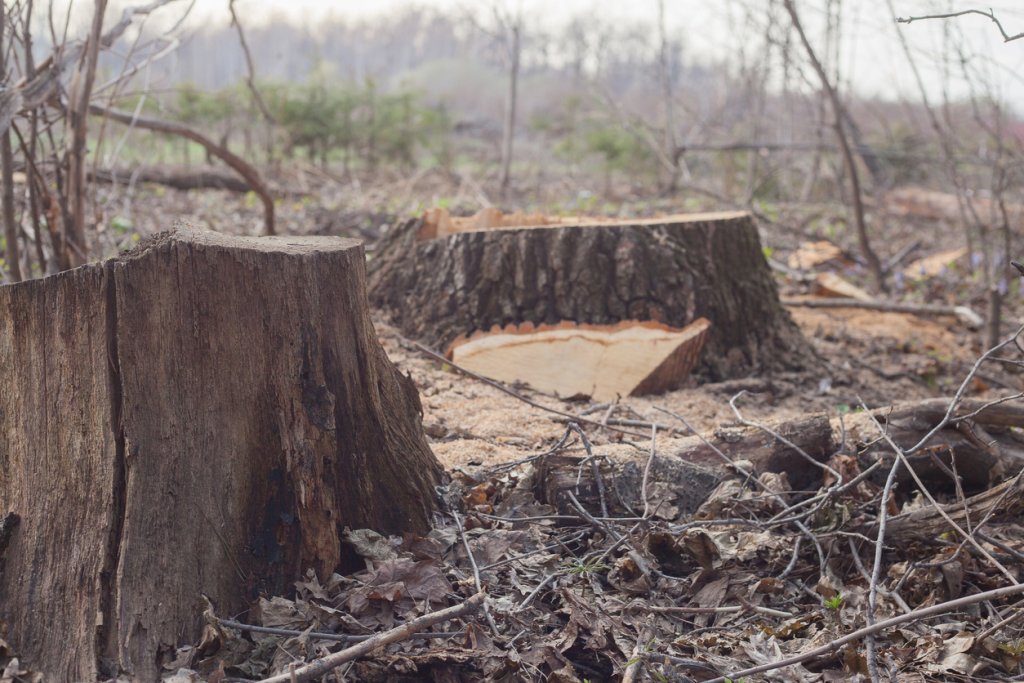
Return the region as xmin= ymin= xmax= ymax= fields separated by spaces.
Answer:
xmin=498 ymin=21 xmax=520 ymax=197
xmin=65 ymin=0 xmax=108 ymax=266
xmin=0 ymin=228 xmax=443 ymax=680
xmin=368 ymin=211 xmax=814 ymax=380
xmin=0 ymin=4 xmax=22 ymax=281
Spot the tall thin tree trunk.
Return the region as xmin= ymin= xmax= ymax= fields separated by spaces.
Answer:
xmin=498 ymin=23 xmax=520 ymax=197
xmin=657 ymin=0 xmax=679 ymax=194
xmin=783 ymin=0 xmax=886 ymax=293
xmin=65 ymin=0 xmax=108 ymax=266
xmin=0 ymin=3 xmax=22 ymax=281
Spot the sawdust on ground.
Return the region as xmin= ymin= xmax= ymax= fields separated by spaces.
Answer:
xmin=376 ymin=304 xmax=986 ymax=473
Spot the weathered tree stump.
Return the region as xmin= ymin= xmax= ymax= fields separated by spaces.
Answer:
xmin=368 ymin=210 xmax=813 ymax=380
xmin=0 ymin=229 xmax=444 ymax=681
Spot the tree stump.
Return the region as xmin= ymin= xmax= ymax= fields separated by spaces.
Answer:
xmin=0 ymin=229 xmax=444 ymax=681
xmin=368 ymin=209 xmax=813 ymax=380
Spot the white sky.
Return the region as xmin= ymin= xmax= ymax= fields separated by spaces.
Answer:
xmin=76 ymin=0 xmax=1024 ymax=114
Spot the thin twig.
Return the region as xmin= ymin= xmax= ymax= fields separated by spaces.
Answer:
xmin=704 ymin=582 xmax=1024 ymax=683
xmin=451 ymin=509 xmax=500 ymax=636
xmin=254 ymin=592 xmax=486 ymax=683
xmin=896 ymin=9 xmax=1024 ymax=42
xmin=218 ymin=619 xmax=461 ymax=644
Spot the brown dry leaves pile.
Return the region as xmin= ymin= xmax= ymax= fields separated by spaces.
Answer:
xmin=161 ymin=403 xmax=1024 ymax=682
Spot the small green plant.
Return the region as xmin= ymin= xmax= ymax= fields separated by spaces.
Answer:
xmin=110 ymin=216 xmax=133 ymax=235
xmin=998 ymin=639 xmax=1024 ymax=655
xmin=823 ymin=594 xmax=844 ymax=610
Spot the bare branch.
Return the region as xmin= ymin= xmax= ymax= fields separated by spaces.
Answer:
xmin=897 ymin=9 xmax=1024 ymax=42
xmin=87 ymin=103 xmax=276 ymax=235
xmin=704 ymin=582 xmax=1024 ymax=683
xmin=254 ymin=591 xmax=486 ymax=683
xmin=228 ymin=0 xmax=275 ymax=123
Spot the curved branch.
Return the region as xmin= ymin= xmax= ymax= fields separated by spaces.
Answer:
xmin=88 ymin=103 xmax=275 ymax=235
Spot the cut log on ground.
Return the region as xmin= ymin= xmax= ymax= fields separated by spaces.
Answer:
xmin=847 ymin=398 xmax=1024 ymax=493
xmin=0 ymin=229 xmax=444 ymax=681
xmin=535 ymin=414 xmax=835 ymax=518
xmin=90 ymin=165 xmax=253 ymax=193
xmin=447 ymin=318 xmax=710 ymax=400
xmin=368 ymin=208 xmax=814 ymax=380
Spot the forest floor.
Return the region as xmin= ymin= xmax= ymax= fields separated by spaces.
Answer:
xmin=86 ymin=170 xmax=1024 ymax=682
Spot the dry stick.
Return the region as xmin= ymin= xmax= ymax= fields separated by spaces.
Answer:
xmin=781 ymin=297 xmax=983 ymax=328
xmin=847 ymin=538 xmax=912 ymax=615
xmin=729 ymin=391 xmax=842 ymax=482
xmin=486 ymin=427 xmax=574 ymax=474
xmin=782 ymin=0 xmax=886 ymax=293
xmin=904 ymin=324 xmax=1024 ymax=456
xmin=515 ymin=572 xmax=558 ymax=612
xmin=450 ymin=509 xmax=499 ymax=636
xmin=976 ymin=602 xmax=1024 ymax=642
xmin=568 ymin=423 xmax=609 ymax=518
xmin=254 ymin=591 xmax=486 ymax=683
xmin=227 ymin=0 xmax=275 ymax=123
xmin=86 ymin=103 xmax=276 ymax=235
xmin=703 ymin=582 xmax=1024 ymax=683
xmin=863 ymin=402 xmax=1020 ymax=582
xmin=896 ymin=8 xmax=1024 ymax=42
xmin=621 ymin=633 xmax=644 ymax=683
xmin=218 ymin=619 xmax=461 ymax=644
xmin=641 ymin=424 xmax=657 ymax=519
xmin=625 ymin=602 xmax=793 ymax=619
xmin=412 ymin=342 xmax=648 ymax=438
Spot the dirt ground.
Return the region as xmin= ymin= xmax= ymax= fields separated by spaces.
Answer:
xmin=376 ymin=301 xmax=995 ymax=473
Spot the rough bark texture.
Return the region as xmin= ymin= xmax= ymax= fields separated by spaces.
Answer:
xmin=368 ymin=212 xmax=813 ymax=380
xmin=0 ymin=228 xmax=444 ymax=681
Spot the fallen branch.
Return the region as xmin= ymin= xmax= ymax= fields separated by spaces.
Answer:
xmin=87 ymin=103 xmax=275 ymax=235
xmin=218 ymin=618 xmax=461 ymax=644
xmin=896 ymin=9 xmax=1024 ymax=42
xmin=781 ymin=297 xmax=983 ymax=328
xmin=254 ymin=591 xmax=486 ymax=683
xmin=90 ymin=166 xmax=251 ymax=193
xmin=704 ymin=582 xmax=1024 ymax=683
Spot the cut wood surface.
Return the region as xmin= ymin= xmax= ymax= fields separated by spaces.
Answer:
xmin=447 ymin=317 xmax=710 ymax=400
xmin=0 ymin=228 xmax=443 ymax=680
xmin=370 ymin=208 xmax=813 ymax=380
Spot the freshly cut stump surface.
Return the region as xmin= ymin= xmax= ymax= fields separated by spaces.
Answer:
xmin=447 ymin=318 xmax=710 ymax=400
xmin=369 ymin=209 xmax=812 ymax=380
xmin=0 ymin=229 xmax=443 ymax=681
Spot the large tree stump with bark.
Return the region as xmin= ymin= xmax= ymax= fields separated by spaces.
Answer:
xmin=368 ymin=209 xmax=812 ymax=380
xmin=0 ymin=229 xmax=443 ymax=681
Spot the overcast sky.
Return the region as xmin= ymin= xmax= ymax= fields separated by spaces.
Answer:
xmin=68 ymin=0 xmax=1024 ymax=113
